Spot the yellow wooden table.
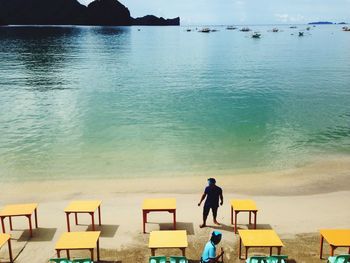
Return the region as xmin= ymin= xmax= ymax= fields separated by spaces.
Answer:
xmin=320 ymin=229 xmax=350 ymax=259
xmin=231 ymin=199 xmax=258 ymax=234
xmin=238 ymin=230 xmax=284 ymax=259
xmin=0 ymin=203 xmax=38 ymax=237
xmin=55 ymin=231 xmax=101 ymax=261
xmin=0 ymin=233 xmax=13 ymax=263
xmin=142 ymin=198 xmax=176 ymax=233
xmin=64 ymin=200 xmax=102 ymax=232
xmin=149 ymin=230 xmax=188 ymax=256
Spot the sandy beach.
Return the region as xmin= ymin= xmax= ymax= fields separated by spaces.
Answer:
xmin=1 ymin=156 xmax=350 ymax=263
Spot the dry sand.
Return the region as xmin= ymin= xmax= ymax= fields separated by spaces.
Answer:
xmin=0 ymin=156 xmax=350 ymax=262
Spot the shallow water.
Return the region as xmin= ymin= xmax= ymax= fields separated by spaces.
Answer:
xmin=0 ymin=25 xmax=349 ymax=181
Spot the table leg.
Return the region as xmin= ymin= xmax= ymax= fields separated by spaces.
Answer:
xmin=9 ymin=217 xmax=13 ymax=231
xmin=245 ymin=247 xmax=249 ymax=260
xmin=348 ymin=247 xmax=350 ymax=254
xmin=320 ymin=235 xmax=324 ymax=259
xmin=98 ymin=205 xmax=102 ymax=226
xmin=90 ymin=249 xmax=94 ymax=261
xmin=231 ymin=206 xmax=233 ymax=225
xmin=28 ymin=215 xmax=33 ymax=237
xmin=75 ymin=212 xmax=78 ymax=225
xmin=67 ymin=250 xmax=70 ymax=259
xmin=330 ymin=245 xmax=335 ymax=256
xmin=66 ymin=213 xmax=71 ymax=232
xmin=239 ymin=236 xmax=242 ymax=259
xmin=234 ymin=211 xmax=238 ymax=234
xmin=143 ymin=210 xmax=147 ymax=233
xmin=181 ymin=248 xmax=186 ymax=256
xmin=8 ymin=238 xmax=13 ymax=263
xmin=1 ymin=217 xmax=5 ymax=233
xmin=35 ymin=208 xmax=38 ymax=228
xmin=151 ymin=248 xmax=155 ymax=256
xmin=91 ymin=212 xmax=95 ymax=231
xmin=270 ymin=247 xmax=272 ymax=256
xmin=277 ymin=247 xmax=282 ymax=255
xmin=97 ymin=239 xmax=100 ymax=261
xmin=249 ymin=212 xmax=251 ymax=225
xmin=57 ymin=249 xmax=60 ymax=258
xmin=173 ymin=210 xmax=176 ymax=230
xmin=254 ymin=211 xmax=257 ymax=229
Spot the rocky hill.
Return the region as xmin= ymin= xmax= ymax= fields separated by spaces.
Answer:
xmin=0 ymin=0 xmax=180 ymax=26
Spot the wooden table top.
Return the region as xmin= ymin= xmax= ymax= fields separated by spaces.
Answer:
xmin=55 ymin=231 xmax=101 ymax=250
xmin=231 ymin=199 xmax=258 ymax=211
xmin=143 ymin=198 xmax=176 ymax=210
xmin=239 ymin=230 xmax=284 ymax=247
xmin=64 ymin=200 xmax=102 ymax=213
xmin=320 ymin=229 xmax=350 ymax=246
xmin=149 ymin=230 xmax=187 ymax=249
xmin=0 ymin=203 xmax=38 ymax=217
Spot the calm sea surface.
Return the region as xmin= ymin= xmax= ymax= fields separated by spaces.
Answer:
xmin=0 ymin=25 xmax=349 ymax=181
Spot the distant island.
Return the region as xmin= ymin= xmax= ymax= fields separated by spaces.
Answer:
xmin=0 ymin=0 xmax=180 ymax=26
xmin=308 ymin=21 xmax=334 ymax=25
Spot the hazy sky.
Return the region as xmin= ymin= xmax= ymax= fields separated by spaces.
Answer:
xmin=78 ymin=0 xmax=350 ymax=25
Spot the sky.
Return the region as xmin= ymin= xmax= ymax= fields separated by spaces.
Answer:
xmin=78 ymin=0 xmax=350 ymax=25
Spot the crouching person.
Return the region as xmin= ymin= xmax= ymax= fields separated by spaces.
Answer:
xmin=200 ymin=231 xmax=224 ymax=263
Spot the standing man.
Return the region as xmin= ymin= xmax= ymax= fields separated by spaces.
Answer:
xmin=198 ymin=178 xmax=223 ymax=228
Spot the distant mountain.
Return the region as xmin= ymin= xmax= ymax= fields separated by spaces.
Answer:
xmin=87 ymin=0 xmax=131 ymax=26
xmin=0 ymin=0 xmax=87 ymax=25
xmin=0 ymin=17 xmax=7 ymax=26
xmin=133 ymin=15 xmax=180 ymax=26
xmin=0 ymin=0 xmax=179 ymax=26
xmin=308 ymin=21 xmax=334 ymax=25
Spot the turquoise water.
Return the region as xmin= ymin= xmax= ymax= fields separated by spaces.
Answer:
xmin=0 ymin=25 xmax=350 ymax=181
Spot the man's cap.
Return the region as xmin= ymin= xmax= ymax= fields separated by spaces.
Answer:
xmin=212 ymin=230 xmax=222 ymax=237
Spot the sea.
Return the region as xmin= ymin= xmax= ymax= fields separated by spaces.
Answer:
xmin=0 ymin=25 xmax=349 ymax=181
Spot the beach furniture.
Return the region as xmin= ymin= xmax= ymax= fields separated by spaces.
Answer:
xmin=266 ymin=255 xmax=288 ymax=263
xmin=231 ymin=199 xmax=258 ymax=234
xmin=149 ymin=256 xmax=167 ymax=263
xmin=320 ymin=229 xmax=350 ymax=259
xmin=0 ymin=203 xmax=38 ymax=237
xmin=327 ymin=254 xmax=350 ymax=263
xmin=64 ymin=201 xmax=102 ymax=232
xmin=148 ymin=230 xmax=188 ymax=256
xmin=0 ymin=233 xmax=13 ymax=263
xmin=238 ymin=230 xmax=284 ymax=260
xmin=246 ymin=256 xmax=267 ymax=263
xmin=169 ymin=256 xmax=188 ymax=263
xmin=49 ymin=258 xmax=71 ymax=263
xmin=142 ymin=198 xmax=176 ymax=233
xmin=72 ymin=258 xmax=93 ymax=263
xmin=55 ymin=231 xmax=101 ymax=261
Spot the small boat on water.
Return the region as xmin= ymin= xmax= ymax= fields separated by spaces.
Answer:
xmin=211 ymin=29 xmax=219 ymax=32
xmin=299 ymin=32 xmax=304 ymax=36
xmin=290 ymin=26 xmax=297 ymax=29
xmin=252 ymin=32 xmax=261 ymax=38
xmin=240 ymin=27 xmax=251 ymax=32
xmin=306 ymin=27 xmax=311 ymax=31
xmin=343 ymin=26 xmax=350 ymax=31
xmin=186 ymin=29 xmax=191 ymax=32
xmin=199 ymin=28 xmax=210 ymax=33
xmin=272 ymin=28 xmax=279 ymax=32
xmin=226 ymin=26 xmax=237 ymax=30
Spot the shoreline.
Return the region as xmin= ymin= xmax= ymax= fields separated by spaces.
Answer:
xmin=1 ymin=154 xmax=350 ymax=199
